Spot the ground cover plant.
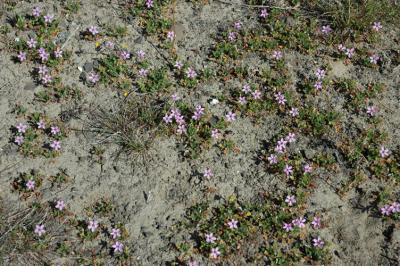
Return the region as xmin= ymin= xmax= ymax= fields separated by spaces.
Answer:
xmin=0 ymin=0 xmax=399 ymax=265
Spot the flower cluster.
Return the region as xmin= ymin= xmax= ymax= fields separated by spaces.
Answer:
xmin=380 ymin=201 xmax=400 ymax=217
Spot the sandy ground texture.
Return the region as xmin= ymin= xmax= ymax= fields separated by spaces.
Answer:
xmin=0 ymin=0 xmax=399 ymax=265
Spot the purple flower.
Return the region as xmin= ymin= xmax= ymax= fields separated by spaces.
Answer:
xmin=17 ymin=51 xmax=26 ymax=62
xmin=285 ymin=195 xmax=296 ymax=206
xmin=44 ymin=14 xmax=54 ymax=24
xmin=312 ymin=237 xmax=324 ymax=248
xmin=163 ymin=113 xmax=173 ymax=124
xmin=369 ymin=54 xmax=379 ymax=64
xmin=32 ymin=7 xmax=41 ymax=17
xmin=321 ymin=25 xmax=332 ymax=35
xmin=41 ymin=74 xmax=52 ymax=84
xmin=188 ymin=260 xmax=198 ymax=266
xmin=289 ymin=107 xmax=299 ymax=117
xmin=366 ymin=105 xmax=378 ymax=116
xmin=205 ymin=232 xmax=216 ymax=243
xmin=274 ymin=92 xmax=286 ymax=105
xmin=171 ymin=93 xmax=180 ymax=101
xmin=88 ymin=220 xmax=99 ymax=232
xmin=225 ymin=111 xmax=236 ymax=122
xmin=37 ymin=120 xmax=46 ymax=129
xmin=88 ymin=26 xmax=99 ymax=36
xmin=51 ymin=126 xmax=60 ymax=135
xmin=112 ymin=241 xmax=124 ymax=253
xmin=146 ymin=0 xmax=154 ymax=8
xmin=292 ymin=217 xmax=306 ymax=228
xmin=311 ymin=216 xmax=321 ymax=229
xmin=381 ymin=205 xmax=391 ymax=216
xmin=242 ymin=84 xmax=251 ymax=94
xmin=55 ymin=200 xmax=65 ymax=211
xmin=238 ymin=96 xmax=247 ymax=105
xmin=111 ymin=228 xmax=121 ymax=239
xmin=185 ymin=67 xmax=197 ymax=79
xmin=252 ymin=90 xmax=262 ymax=100
xmin=260 ymin=9 xmax=268 ymax=18
xmin=227 ymin=219 xmax=238 ymax=229
xmin=338 ymin=44 xmax=346 ymax=52
xmin=272 ymin=50 xmax=283 ymax=60
xmin=284 ymin=164 xmax=293 ymax=176
xmin=379 ymin=146 xmax=390 ymax=158
xmin=119 ymin=50 xmax=130 ymax=60
xmin=372 ymin=21 xmax=382 ymax=32
xmin=234 ymin=21 xmax=242 ymax=30
xmin=314 ymin=81 xmax=322 ymax=90
xmin=105 ymin=41 xmax=115 ymax=49
xmin=210 ymin=247 xmax=221 ymax=259
xmin=87 ymin=71 xmax=100 ymax=84
xmin=34 ymin=224 xmax=45 ymax=236
xmin=211 ymin=129 xmax=221 ymax=139
xmin=192 ymin=105 xmax=205 ymax=120
xmin=228 ymin=31 xmax=237 ymax=42
xmin=345 ymin=48 xmax=355 ymax=58
xmin=283 ymin=222 xmax=293 ymax=232
xmin=268 ymin=154 xmax=278 ymax=165
xmin=38 ymin=48 xmax=49 ymax=62
xmin=16 ymin=123 xmax=28 ymax=133
xmin=203 ymin=168 xmax=213 ymax=179
xmin=50 ymin=140 xmax=61 ymax=151
xmin=167 ymin=31 xmax=175 ymax=41
xmin=15 ymin=136 xmax=24 ymax=145
xmin=26 ymin=179 xmax=35 ymax=190
xmin=176 ymin=124 xmax=186 ymax=135
xmin=27 ymin=38 xmax=37 ymax=49
xmin=315 ymin=68 xmax=325 ymax=80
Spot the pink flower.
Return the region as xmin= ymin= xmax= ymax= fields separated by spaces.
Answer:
xmin=260 ymin=9 xmax=268 ymax=18
xmin=242 ymin=84 xmax=251 ymax=94
xmin=227 ymin=219 xmax=238 ymax=229
xmin=203 ymin=168 xmax=213 ymax=179
xmin=372 ymin=21 xmax=382 ymax=32
xmin=345 ymin=48 xmax=355 ymax=58
xmin=272 ymin=50 xmax=283 ymax=60
xmin=37 ymin=120 xmax=46 ymax=129
xmin=105 ymin=41 xmax=115 ymax=49
xmin=238 ymin=96 xmax=247 ymax=105
xmin=285 ymin=195 xmax=296 ymax=206
xmin=50 ymin=140 xmax=61 ymax=151
xmin=210 ymin=247 xmax=221 ymax=259
xmin=283 ymin=222 xmax=293 ymax=232
xmin=192 ymin=105 xmax=205 ymax=121
xmin=88 ymin=26 xmax=99 ymax=35
xmin=15 ymin=136 xmax=24 ymax=145
xmin=211 ymin=129 xmax=221 ymax=139
xmin=366 ymin=105 xmax=378 ymax=117
xmin=112 ymin=241 xmax=124 ymax=253
xmin=34 ymin=224 xmax=45 ymax=236
xmin=138 ymin=68 xmax=149 ymax=77
xmin=188 ymin=260 xmax=198 ymax=266
xmin=205 ymin=232 xmax=216 ymax=243
xmin=163 ymin=113 xmax=173 ymax=124
xmin=88 ymin=220 xmax=99 ymax=232
xmin=292 ymin=217 xmax=306 ymax=228
xmin=42 ymin=74 xmax=52 ymax=84
xmin=303 ymin=164 xmax=312 ymax=174
xmin=252 ymin=90 xmax=262 ymax=100
xmin=381 ymin=205 xmax=391 ymax=216
xmin=312 ymin=237 xmax=324 ymax=248
xmin=119 ymin=50 xmax=130 ymax=60
xmin=54 ymin=48 xmax=63 ymax=58
xmin=87 ymin=71 xmax=100 ymax=84
xmin=284 ymin=164 xmax=293 ymax=176
xmin=51 ymin=126 xmax=60 ymax=135
xmin=16 ymin=123 xmax=28 ymax=133
xmin=321 ymin=25 xmax=332 ymax=34
xmin=225 ymin=111 xmax=236 ymax=122
xmin=267 ymin=154 xmax=278 ymax=165
xmin=27 ymin=38 xmax=37 ymax=49
xmin=38 ymin=65 xmax=48 ymax=76
xmin=167 ymin=31 xmax=175 ymax=41
xmin=44 ymin=14 xmax=54 ymax=24
xmin=26 ymin=179 xmax=35 ymax=190
xmin=338 ymin=44 xmax=346 ymax=52
xmin=17 ymin=51 xmax=26 ymax=62
xmin=289 ymin=107 xmax=299 ymax=117
xmin=177 ymin=124 xmax=187 ymax=135
xmin=186 ymin=67 xmax=197 ymax=79
xmin=314 ymin=81 xmax=322 ymax=90
xmin=285 ymin=133 xmax=296 ymax=143
xmin=379 ymin=146 xmax=390 ymax=158
xmin=146 ymin=0 xmax=154 ymax=8
xmin=111 ymin=228 xmax=121 ymax=239
xmin=55 ymin=200 xmax=65 ymax=211
xmin=171 ymin=93 xmax=180 ymax=101
xmin=136 ymin=50 xmax=146 ymax=60
xmin=311 ymin=216 xmax=321 ymax=229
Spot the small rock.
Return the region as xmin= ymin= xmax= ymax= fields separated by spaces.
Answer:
xmin=83 ymin=62 xmax=93 ymax=72
xmin=24 ymin=81 xmax=36 ymax=91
